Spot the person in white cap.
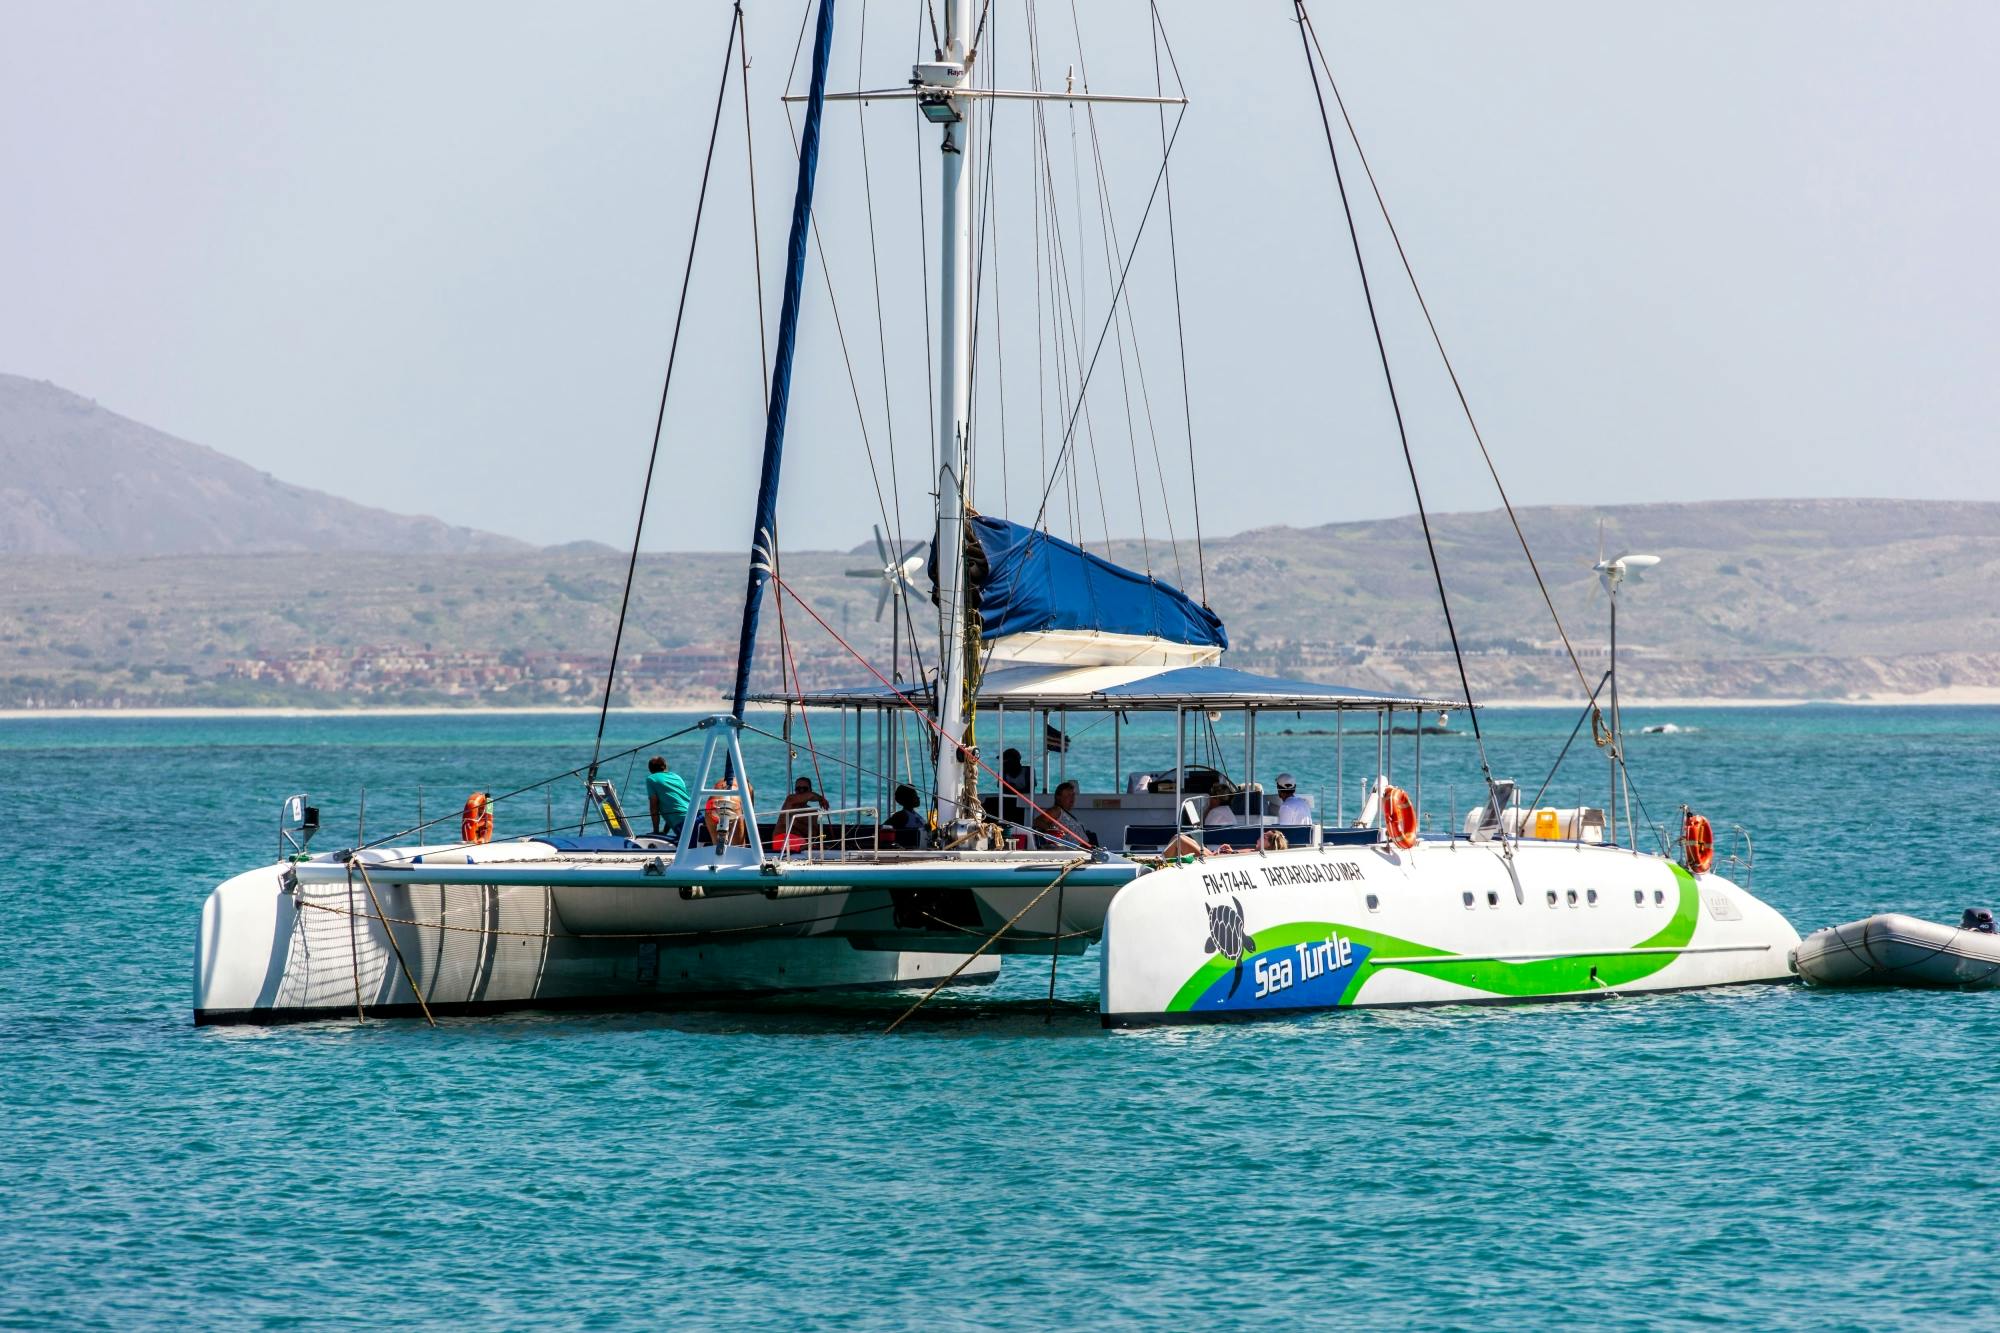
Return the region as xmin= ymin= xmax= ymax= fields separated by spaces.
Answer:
xmin=1275 ymin=773 xmax=1312 ymax=825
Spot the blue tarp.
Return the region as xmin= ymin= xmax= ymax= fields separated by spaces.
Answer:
xmin=971 ymin=515 xmax=1228 ymax=650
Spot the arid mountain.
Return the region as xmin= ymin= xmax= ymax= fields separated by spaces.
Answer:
xmin=0 ymin=374 xmax=525 ymax=555
xmin=4 ymin=497 xmax=1998 ymax=708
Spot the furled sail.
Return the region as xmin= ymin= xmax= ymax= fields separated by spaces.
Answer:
xmin=940 ymin=515 xmax=1228 ymax=667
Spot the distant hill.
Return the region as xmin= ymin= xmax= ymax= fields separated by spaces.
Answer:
xmin=0 ymin=374 xmax=526 ymax=555
xmin=3 ymin=497 xmax=1998 ymax=708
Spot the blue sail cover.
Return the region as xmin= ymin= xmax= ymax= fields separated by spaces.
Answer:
xmin=971 ymin=515 xmax=1228 ymax=651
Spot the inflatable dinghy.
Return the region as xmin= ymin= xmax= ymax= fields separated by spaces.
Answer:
xmin=1792 ymin=910 xmax=2000 ymax=989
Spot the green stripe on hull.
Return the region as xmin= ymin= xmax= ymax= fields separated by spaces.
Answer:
xmin=1164 ymin=866 xmax=1699 ymax=1013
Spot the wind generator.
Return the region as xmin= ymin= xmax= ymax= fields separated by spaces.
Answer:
xmin=844 ymin=524 xmax=928 ymax=684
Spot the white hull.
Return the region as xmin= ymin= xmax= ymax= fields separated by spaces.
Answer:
xmin=193 ymin=843 xmax=999 ymax=1025
xmin=1099 ymin=840 xmax=1799 ymax=1024
xmin=197 ymin=833 xmax=1801 ymax=1028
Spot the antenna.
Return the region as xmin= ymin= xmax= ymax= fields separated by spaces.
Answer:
xmin=1591 ymin=549 xmax=1662 ymax=847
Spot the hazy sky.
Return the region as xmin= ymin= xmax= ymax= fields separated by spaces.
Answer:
xmin=5 ymin=1 xmax=1997 ymax=556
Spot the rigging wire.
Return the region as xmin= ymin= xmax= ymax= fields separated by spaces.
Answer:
xmin=852 ymin=1 xmax=930 ymax=685
xmin=586 ymin=6 xmax=740 ymax=783
xmin=1022 ymin=107 xmax=1188 ymax=540
xmin=1068 ymin=0 xmax=1169 ymax=580
xmin=1150 ymin=0 xmax=1206 ymax=605
xmin=1299 ymin=10 xmax=1596 ymax=715
xmin=1291 ymin=0 xmax=1493 ymax=784
xmin=739 ymin=3 xmax=769 ymax=404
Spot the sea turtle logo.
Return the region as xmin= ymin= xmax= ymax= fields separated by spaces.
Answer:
xmin=1204 ymin=896 xmax=1258 ymax=998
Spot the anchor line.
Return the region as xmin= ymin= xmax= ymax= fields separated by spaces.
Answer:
xmin=884 ymin=856 xmax=1093 ymax=1035
xmin=350 ymin=859 xmax=436 ymax=1027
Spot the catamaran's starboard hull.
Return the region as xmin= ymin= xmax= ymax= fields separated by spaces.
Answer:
xmin=1098 ymin=841 xmax=1799 ymax=1026
xmin=193 ymin=853 xmax=998 ymax=1026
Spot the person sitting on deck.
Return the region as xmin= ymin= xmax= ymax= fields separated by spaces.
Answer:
xmin=1275 ymin=773 xmax=1312 ymax=826
xmin=645 ymin=756 xmax=690 ymax=839
xmin=1001 ymin=748 xmax=1032 ymax=796
xmin=704 ymin=775 xmax=752 ymax=847
xmin=777 ymin=776 xmax=830 ymax=846
xmin=1034 ymin=779 xmax=1093 ymax=850
xmin=886 ymin=784 xmax=927 ymax=850
xmin=1203 ymin=780 xmax=1239 ymax=829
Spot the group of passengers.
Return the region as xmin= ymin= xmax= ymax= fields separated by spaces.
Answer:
xmin=637 ymin=749 xmax=1314 ymax=856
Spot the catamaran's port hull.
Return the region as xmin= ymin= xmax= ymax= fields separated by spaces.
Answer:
xmin=193 ymin=854 xmax=1000 ymax=1027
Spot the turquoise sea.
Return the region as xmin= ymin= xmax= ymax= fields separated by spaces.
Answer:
xmin=5 ymin=705 xmax=1997 ymax=1329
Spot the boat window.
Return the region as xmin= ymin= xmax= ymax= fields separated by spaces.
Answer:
xmin=1486 ymin=890 xmax=1499 ymax=908
xmin=1654 ymin=889 xmax=1665 ymax=905
xmin=1633 ymin=890 xmax=1644 ymax=905
xmin=1546 ymin=891 xmax=1558 ymax=908
xmin=1566 ymin=889 xmax=1578 ymax=907
xmin=1366 ymin=894 xmax=1381 ymax=913
xmin=1586 ymin=889 xmax=1598 ymax=906
xmin=1462 ymin=891 xmax=1475 ymax=909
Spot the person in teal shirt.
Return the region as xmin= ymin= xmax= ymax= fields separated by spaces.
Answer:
xmin=645 ymin=756 xmax=690 ymax=838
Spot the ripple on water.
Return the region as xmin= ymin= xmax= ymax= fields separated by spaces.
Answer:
xmin=4 ymin=708 xmax=1999 ymax=1328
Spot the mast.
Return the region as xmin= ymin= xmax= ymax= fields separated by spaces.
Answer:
xmin=924 ymin=0 xmax=977 ymax=828
xmin=728 ymin=0 xmax=838 ymax=719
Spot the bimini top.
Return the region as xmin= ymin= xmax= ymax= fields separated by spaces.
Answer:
xmin=969 ymin=515 xmax=1227 ymax=655
xmin=756 ymin=661 xmax=1460 ymax=713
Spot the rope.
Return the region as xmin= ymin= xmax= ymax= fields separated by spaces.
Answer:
xmin=1298 ymin=11 xmax=1595 ymax=716
xmin=1293 ymin=0 xmax=1493 ymax=787
xmin=1525 ymin=671 xmax=1611 ymax=814
xmin=587 ymin=8 xmax=740 ymax=782
xmin=884 ymin=855 xmax=1092 ymax=1033
xmin=767 ymin=573 xmax=1083 ymax=845
xmin=349 ymin=860 xmax=436 ymax=1026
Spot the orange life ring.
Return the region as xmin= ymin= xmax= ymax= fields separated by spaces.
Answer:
xmin=1383 ymin=784 xmax=1419 ymax=850
xmin=1682 ymin=810 xmax=1714 ymax=874
xmin=461 ymin=791 xmax=493 ymax=845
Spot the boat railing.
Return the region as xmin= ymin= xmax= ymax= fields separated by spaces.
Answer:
xmin=773 ymin=806 xmax=881 ymax=862
xmin=1721 ymin=824 xmax=1754 ymax=888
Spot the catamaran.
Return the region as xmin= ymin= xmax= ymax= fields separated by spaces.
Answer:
xmin=193 ymin=0 xmax=1800 ymax=1027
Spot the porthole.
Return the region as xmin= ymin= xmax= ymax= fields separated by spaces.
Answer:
xmin=1487 ymin=891 xmax=1499 ymax=908
xmin=1654 ymin=889 xmax=1665 ymax=905
xmin=1566 ymin=889 xmax=1578 ymax=907
xmin=1546 ymin=890 xmax=1558 ymax=907
xmin=1366 ymin=893 xmax=1381 ymax=913
xmin=1633 ymin=890 xmax=1644 ymax=906
xmin=1462 ymin=891 xmax=1476 ymax=909
xmin=1586 ymin=889 xmax=1598 ymax=906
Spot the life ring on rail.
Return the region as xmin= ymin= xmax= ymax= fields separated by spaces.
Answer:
xmin=1681 ymin=810 xmax=1714 ymax=875
xmin=1383 ymin=784 xmax=1419 ymax=850
xmin=461 ymin=791 xmax=493 ymax=845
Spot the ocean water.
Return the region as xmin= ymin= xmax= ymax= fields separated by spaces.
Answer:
xmin=4 ymin=706 xmax=1997 ymax=1329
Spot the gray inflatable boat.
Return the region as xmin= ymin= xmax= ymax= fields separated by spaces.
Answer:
xmin=1792 ymin=910 xmax=2000 ymax=989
